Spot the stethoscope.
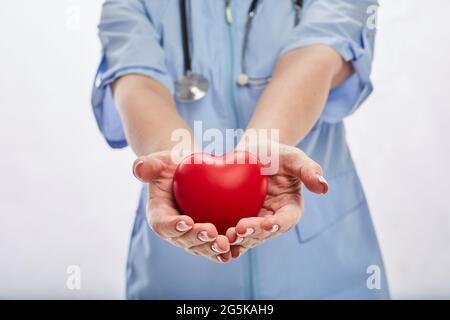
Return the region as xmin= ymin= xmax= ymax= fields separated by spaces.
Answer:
xmin=175 ymin=0 xmax=303 ymax=102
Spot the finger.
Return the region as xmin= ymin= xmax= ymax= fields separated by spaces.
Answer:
xmin=189 ymin=235 xmax=230 ymax=257
xmin=226 ymin=228 xmax=249 ymax=256
xmin=173 ymin=223 xmax=218 ymax=248
xmin=261 ymin=203 xmax=302 ymax=233
xmin=218 ymin=251 xmax=232 ymax=263
xmin=240 ymin=237 xmax=268 ymax=249
xmin=235 ymin=217 xmax=275 ymax=249
xmin=282 ymin=147 xmax=328 ymax=194
xmin=186 ymin=249 xmax=226 ymax=263
xmin=148 ymin=206 xmax=194 ymax=238
xmin=133 ymin=151 xmax=170 ymax=182
xmin=197 ymin=252 xmax=231 ymax=264
xmin=235 ymin=217 xmax=265 ymax=239
xmin=258 ymin=207 xmax=274 ymax=217
xmin=212 ymin=235 xmax=231 ymax=254
xmin=226 ymin=227 xmax=244 ymax=245
xmin=239 ymin=204 xmax=303 ymax=245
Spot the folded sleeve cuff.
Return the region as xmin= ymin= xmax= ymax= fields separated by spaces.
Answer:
xmin=279 ymin=2 xmax=377 ymax=123
xmin=91 ymin=0 xmax=174 ymax=148
xmin=91 ymin=54 xmax=174 ymax=149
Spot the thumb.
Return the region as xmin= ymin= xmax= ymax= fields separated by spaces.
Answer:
xmin=282 ymin=147 xmax=329 ymax=194
xmin=132 ymin=154 xmax=166 ymax=183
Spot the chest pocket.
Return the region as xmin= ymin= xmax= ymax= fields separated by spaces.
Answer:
xmin=296 ymin=169 xmax=366 ymax=243
xmin=293 ymin=122 xmax=367 ymax=243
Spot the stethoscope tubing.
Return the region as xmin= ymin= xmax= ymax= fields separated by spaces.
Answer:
xmin=176 ymin=0 xmax=303 ymax=102
xmin=180 ymin=0 xmax=192 ymax=73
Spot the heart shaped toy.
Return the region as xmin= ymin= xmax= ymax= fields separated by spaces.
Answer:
xmin=173 ymin=151 xmax=268 ymax=235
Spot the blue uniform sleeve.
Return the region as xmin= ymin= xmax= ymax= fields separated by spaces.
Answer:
xmin=280 ymin=0 xmax=378 ymax=123
xmin=91 ymin=0 xmax=173 ymax=148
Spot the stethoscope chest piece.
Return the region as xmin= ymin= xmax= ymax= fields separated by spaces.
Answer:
xmin=175 ymin=71 xmax=209 ymax=102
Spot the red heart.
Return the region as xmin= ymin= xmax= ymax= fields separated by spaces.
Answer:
xmin=173 ymin=151 xmax=268 ymax=235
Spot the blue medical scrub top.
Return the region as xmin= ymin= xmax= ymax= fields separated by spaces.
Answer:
xmin=91 ymin=0 xmax=390 ymax=299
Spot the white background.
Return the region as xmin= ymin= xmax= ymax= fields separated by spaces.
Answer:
xmin=0 ymin=0 xmax=449 ymax=299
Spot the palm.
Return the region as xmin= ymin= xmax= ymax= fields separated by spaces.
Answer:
xmin=260 ymin=173 xmax=303 ymax=220
xmin=145 ymin=153 xmax=180 ymax=221
xmin=225 ymin=144 xmax=327 ymax=257
xmin=134 ymin=150 xmax=233 ymax=263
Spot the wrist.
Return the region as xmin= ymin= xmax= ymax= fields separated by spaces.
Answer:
xmin=168 ymin=127 xmax=201 ymax=163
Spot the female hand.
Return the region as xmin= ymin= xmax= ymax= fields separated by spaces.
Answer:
xmin=225 ymin=143 xmax=328 ymax=259
xmin=132 ymin=151 xmax=232 ymax=263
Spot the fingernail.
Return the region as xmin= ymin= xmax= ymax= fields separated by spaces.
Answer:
xmin=317 ymin=174 xmax=329 ymax=194
xmin=175 ymin=220 xmax=192 ymax=232
xmin=237 ymin=228 xmax=254 ymax=238
xmin=198 ymin=231 xmax=215 ymax=242
xmin=231 ymin=237 xmax=244 ymax=245
xmin=132 ymin=160 xmax=144 ymax=181
xmin=269 ymin=224 xmax=280 ymax=233
xmin=217 ymin=255 xmax=225 ymax=263
xmin=211 ymin=242 xmax=227 ymax=254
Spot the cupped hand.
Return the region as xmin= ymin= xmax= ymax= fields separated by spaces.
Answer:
xmin=226 ymin=143 xmax=329 ymax=259
xmin=132 ymin=151 xmax=232 ymax=263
